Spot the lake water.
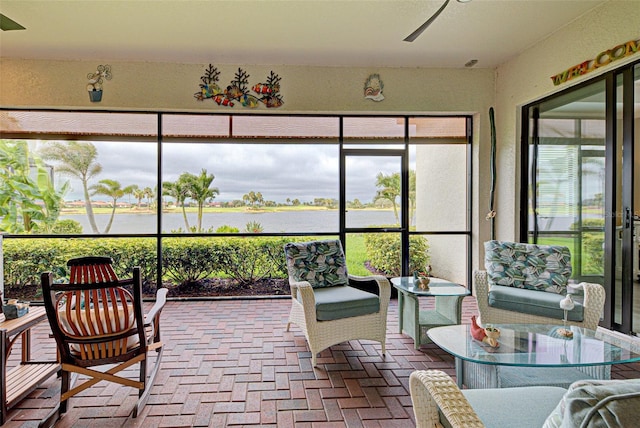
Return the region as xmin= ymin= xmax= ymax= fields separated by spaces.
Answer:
xmin=60 ymin=210 xmax=398 ymax=234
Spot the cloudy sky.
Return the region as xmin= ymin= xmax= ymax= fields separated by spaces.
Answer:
xmin=38 ymin=141 xmax=410 ymax=204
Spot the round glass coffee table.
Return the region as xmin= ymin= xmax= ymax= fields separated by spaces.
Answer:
xmin=391 ymin=277 xmax=470 ymax=349
xmin=428 ymin=323 xmax=640 ymax=388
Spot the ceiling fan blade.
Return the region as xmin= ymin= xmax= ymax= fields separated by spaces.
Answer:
xmin=0 ymin=14 xmax=26 ymax=31
xmin=403 ymin=0 xmax=451 ymax=42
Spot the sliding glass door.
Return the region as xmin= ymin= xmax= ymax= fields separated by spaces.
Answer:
xmin=522 ymin=60 xmax=639 ymax=333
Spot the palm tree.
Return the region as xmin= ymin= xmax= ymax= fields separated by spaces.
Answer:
xmin=243 ymin=191 xmax=257 ymax=208
xmin=373 ymin=170 xmax=417 ymax=226
xmin=90 ymin=179 xmax=124 ymax=233
xmin=374 ymin=172 xmax=401 ymax=224
xmin=143 ymin=187 xmax=154 ymax=209
xmin=408 ymin=170 xmax=416 ymax=225
xmin=40 ymin=141 xmax=102 ymax=233
xmin=123 ymin=184 xmax=138 ymax=207
xmin=163 ymin=176 xmax=192 ymax=230
xmin=0 ymin=140 xmax=70 ymax=233
xmin=188 ymin=169 xmax=219 ymax=232
xmin=133 ymin=188 xmax=145 ymax=209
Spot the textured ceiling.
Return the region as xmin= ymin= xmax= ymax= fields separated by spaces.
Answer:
xmin=0 ymin=0 xmax=607 ymax=68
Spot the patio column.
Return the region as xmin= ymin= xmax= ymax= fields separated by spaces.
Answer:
xmin=416 ymin=145 xmax=467 ymax=284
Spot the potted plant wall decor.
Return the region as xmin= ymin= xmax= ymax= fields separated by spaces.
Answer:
xmin=86 ymin=65 xmax=112 ymax=102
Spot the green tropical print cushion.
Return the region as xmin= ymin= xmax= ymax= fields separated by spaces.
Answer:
xmin=484 ymin=240 xmax=571 ymax=294
xmin=284 ymin=240 xmax=349 ymax=288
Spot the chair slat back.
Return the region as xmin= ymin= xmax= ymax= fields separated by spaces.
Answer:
xmin=43 ymin=256 xmax=145 ymax=363
xmin=56 ymin=287 xmax=136 ymax=360
xmin=68 ymin=256 xmax=118 ymax=285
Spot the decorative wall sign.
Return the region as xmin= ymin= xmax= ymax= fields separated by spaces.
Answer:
xmin=86 ymin=65 xmax=112 ymax=102
xmin=364 ymin=74 xmax=384 ymax=102
xmin=194 ymin=64 xmax=284 ymax=108
xmin=551 ymin=38 xmax=639 ymax=86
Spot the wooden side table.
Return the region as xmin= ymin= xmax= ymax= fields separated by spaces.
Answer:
xmin=0 ymin=306 xmax=60 ymax=425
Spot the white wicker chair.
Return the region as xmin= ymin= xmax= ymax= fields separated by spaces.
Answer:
xmin=284 ymin=240 xmax=390 ymax=367
xmin=410 ymin=369 xmax=640 ymax=428
xmin=410 ymin=370 xmax=485 ymax=428
xmin=474 ymin=270 xmax=605 ymax=330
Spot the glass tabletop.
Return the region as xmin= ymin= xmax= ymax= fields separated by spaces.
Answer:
xmin=427 ymin=324 xmax=640 ymax=367
xmin=390 ymin=277 xmax=470 ymax=297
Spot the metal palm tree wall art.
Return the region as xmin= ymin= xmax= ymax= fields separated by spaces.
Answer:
xmin=194 ymin=64 xmax=284 ymax=108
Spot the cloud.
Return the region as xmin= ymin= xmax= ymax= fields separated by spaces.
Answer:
xmin=41 ymin=141 xmax=403 ymax=203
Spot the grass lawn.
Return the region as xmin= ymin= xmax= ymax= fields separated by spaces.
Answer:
xmin=346 ymin=234 xmax=369 ymax=276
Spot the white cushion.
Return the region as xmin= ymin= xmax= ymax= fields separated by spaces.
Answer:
xmin=58 ymin=304 xmax=139 ymax=354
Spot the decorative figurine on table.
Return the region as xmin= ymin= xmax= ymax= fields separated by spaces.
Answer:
xmin=558 ymin=294 xmax=575 ymax=338
xmin=470 ymin=316 xmax=500 ymax=347
xmin=413 ymin=268 xmax=430 ymax=290
xmin=2 ymin=298 xmax=29 ymax=319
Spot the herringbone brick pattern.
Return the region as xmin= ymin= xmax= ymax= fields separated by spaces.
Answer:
xmin=5 ymin=297 xmax=640 ymax=427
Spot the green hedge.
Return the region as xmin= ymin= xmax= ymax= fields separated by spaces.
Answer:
xmin=2 ymin=235 xmax=427 ymax=292
xmin=2 ymin=236 xmax=291 ymax=289
xmin=364 ymin=233 xmax=430 ymax=276
xmin=162 ymin=237 xmax=289 ymax=285
xmin=2 ymin=238 xmax=157 ymax=286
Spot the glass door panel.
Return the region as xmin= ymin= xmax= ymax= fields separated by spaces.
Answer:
xmin=633 ymin=64 xmax=640 ymax=333
xmin=580 ymin=152 xmax=605 ymax=279
xmin=615 ymin=73 xmax=625 ymax=325
xmin=530 ymin=79 xmax=606 ymax=284
xmin=345 ymin=155 xmax=402 ymax=229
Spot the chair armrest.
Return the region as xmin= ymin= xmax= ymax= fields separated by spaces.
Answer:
xmin=144 ymin=287 xmax=168 ymax=326
xmin=473 ymin=270 xmax=491 ymax=321
xmin=348 ymin=274 xmax=391 ymax=305
xmin=410 ymin=370 xmax=484 ymax=428
xmin=289 ymin=279 xmax=318 ymax=319
xmin=575 ymin=282 xmax=605 ymax=330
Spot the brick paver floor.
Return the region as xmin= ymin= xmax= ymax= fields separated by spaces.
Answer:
xmin=5 ymin=296 xmax=640 ymax=427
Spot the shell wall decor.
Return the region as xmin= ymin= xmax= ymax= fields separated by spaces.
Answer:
xmin=195 ymin=64 xmax=284 ymax=108
xmin=364 ymin=74 xmax=384 ymax=102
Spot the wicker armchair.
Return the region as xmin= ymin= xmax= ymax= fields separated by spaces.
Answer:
xmin=475 ymin=270 xmax=605 ymax=330
xmin=411 ymin=366 xmax=640 ymax=428
xmin=284 ymin=240 xmax=390 ymax=367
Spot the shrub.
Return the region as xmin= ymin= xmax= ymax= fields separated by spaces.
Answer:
xmin=216 ymin=225 xmax=239 ymax=233
xmin=162 ymin=238 xmax=224 ymax=285
xmin=245 ymin=221 xmax=264 ymax=233
xmin=572 ymin=218 xmax=604 ymax=275
xmin=51 ymin=219 xmax=83 ymax=234
xmin=218 ymin=237 xmax=289 ymax=285
xmin=364 ymin=233 xmax=430 ymax=276
xmin=2 ymin=238 xmax=157 ymax=287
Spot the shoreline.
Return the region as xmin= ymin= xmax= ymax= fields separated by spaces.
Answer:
xmin=61 ymin=207 xmax=393 ymax=215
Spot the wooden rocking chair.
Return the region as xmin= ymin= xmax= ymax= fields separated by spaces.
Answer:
xmin=39 ymin=256 xmax=168 ymax=426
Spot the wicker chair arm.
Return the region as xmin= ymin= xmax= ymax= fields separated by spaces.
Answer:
xmin=288 ymin=277 xmax=314 ymax=300
xmin=473 ymin=270 xmax=492 ymax=321
xmin=298 ymin=282 xmax=319 ymax=325
xmin=410 ymin=370 xmax=484 ymax=428
xmin=575 ymin=282 xmax=605 ymax=330
xmin=348 ymin=274 xmax=391 ymax=302
xmin=349 ymin=274 xmax=391 ymax=321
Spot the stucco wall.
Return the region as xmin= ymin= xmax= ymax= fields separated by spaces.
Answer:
xmin=0 ymin=60 xmax=494 ymax=114
xmin=494 ymin=0 xmax=640 ymax=243
xmin=0 ymin=59 xmax=495 ymax=274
